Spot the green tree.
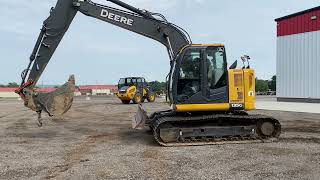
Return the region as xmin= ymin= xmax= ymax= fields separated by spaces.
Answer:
xmin=149 ymin=81 xmax=166 ymax=94
xmin=268 ymin=75 xmax=276 ymax=91
xmin=7 ymin=82 xmax=19 ymax=87
xmin=0 ymin=84 xmax=5 ymax=87
xmin=255 ymin=78 xmax=269 ymax=92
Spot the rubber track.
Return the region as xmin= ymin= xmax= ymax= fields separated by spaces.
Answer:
xmin=151 ymin=114 xmax=281 ymax=147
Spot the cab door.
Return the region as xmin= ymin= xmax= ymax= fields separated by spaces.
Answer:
xmin=174 ymin=47 xmax=205 ymax=104
xmin=204 ymin=46 xmax=228 ymax=103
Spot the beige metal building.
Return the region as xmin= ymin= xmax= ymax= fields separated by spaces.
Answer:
xmin=79 ymin=85 xmax=118 ymax=96
xmin=0 ymin=87 xmax=81 ymax=98
xmin=0 ymin=88 xmax=19 ymax=98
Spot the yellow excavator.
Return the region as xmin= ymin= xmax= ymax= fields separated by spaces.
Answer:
xmin=15 ymin=0 xmax=281 ymax=146
xmin=116 ymin=77 xmax=156 ymax=104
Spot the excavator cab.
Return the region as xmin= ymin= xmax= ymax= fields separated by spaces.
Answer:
xmin=164 ymin=44 xmax=256 ymax=112
xmin=170 ymin=44 xmax=228 ymax=106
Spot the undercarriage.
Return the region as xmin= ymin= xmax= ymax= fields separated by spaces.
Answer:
xmin=141 ymin=109 xmax=281 ymax=146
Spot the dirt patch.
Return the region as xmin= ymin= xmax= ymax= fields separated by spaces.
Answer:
xmin=142 ymin=148 xmax=165 ymax=160
xmin=0 ymin=166 xmax=47 ymax=179
xmin=45 ymin=133 xmax=112 ymax=179
xmin=281 ymin=137 xmax=320 ymax=144
xmin=258 ymin=146 xmax=303 ymax=156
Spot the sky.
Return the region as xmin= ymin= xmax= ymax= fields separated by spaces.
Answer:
xmin=0 ymin=0 xmax=319 ymax=85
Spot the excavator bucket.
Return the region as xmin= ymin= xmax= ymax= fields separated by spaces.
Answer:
xmin=132 ymin=104 xmax=149 ymax=129
xmin=35 ymin=75 xmax=75 ymax=116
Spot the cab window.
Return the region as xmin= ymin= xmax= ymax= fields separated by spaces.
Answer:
xmin=131 ymin=78 xmax=137 ymax=84
xmin=206 ymin=47 xmax=227 ymax=89
xmin=177 ymin=49 xmax=201 ymax=102
xmin=137 ymin=78 xmax=142 ymax=86
xmin=118 ymin=78 xmax=126 ymax=89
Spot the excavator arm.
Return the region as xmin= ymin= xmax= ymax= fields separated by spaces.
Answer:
xmin=16 ymin=0 xmax=191 ymax=125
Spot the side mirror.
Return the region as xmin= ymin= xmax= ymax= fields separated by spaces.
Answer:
xmin=229 ymin=60 xmax=237 ymax=69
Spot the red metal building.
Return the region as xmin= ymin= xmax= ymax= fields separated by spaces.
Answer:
xmin=276 ymin=7 xmax=320 ymax=36
xmin=275 ymin=6 xmax=320 ymax=103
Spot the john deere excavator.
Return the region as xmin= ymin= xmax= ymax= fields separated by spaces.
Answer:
xmin=116 ymin=77 xmax=156 ymax=104
xmin=16 ymin=0 xmax=281 ymax=146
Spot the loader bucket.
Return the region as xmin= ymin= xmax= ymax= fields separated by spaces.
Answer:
xmin=132 ymin=104 xmax=149 ymax=129
xmin=34 ymin=75 xmax=75 ymax=116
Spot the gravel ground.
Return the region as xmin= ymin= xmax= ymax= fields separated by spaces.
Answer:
xmin=0 ymin=96 xmax=320 ymax=180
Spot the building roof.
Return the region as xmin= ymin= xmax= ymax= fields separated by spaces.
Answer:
xmin=275 ymin=6 xmax=320 ymax=22
xmin=275 ymin=6 xmax=320 ymax=37
xmin=79 ymin=85 xmax=117 ymax=90
xmin=0 ymin=87 xmax=17 ymax=92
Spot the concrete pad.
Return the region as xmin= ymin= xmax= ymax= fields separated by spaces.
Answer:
xmin=256 ymin=96 xmax=320 ymax=114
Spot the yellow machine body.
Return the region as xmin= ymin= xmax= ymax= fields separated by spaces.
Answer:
xmin=116 ymin=86 xmax=136 ymax=101
xmin=142 ymin=88 xmax=147 ymax=97
xmin=174 ymin=68 xmax=256 ymax=112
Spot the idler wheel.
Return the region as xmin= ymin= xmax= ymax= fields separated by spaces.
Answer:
xmin=260 ymin=122 xmax=275 ymax=136
xmin=257 ymin=120 xmax=280 ymax=138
